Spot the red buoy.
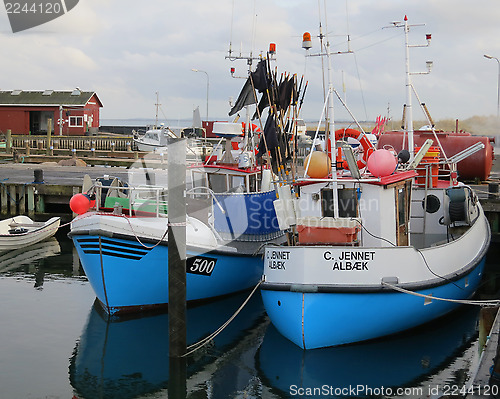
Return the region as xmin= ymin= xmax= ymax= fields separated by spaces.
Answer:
xmin=70 ymin=193 xmax=91 ymax=215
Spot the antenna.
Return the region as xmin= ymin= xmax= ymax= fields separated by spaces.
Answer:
xmin=391 ymin=16 xmax=433 ymax=161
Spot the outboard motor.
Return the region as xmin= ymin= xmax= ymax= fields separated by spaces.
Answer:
xmin=443 ymin=186 xmax=479 ymax=225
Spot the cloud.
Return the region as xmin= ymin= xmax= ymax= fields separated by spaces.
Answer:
xmin=0 ymin=0 xmax=499 ymax=121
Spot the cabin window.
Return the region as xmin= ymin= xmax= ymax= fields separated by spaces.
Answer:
xmin=398 ymin=188 xmax=406 ymax=226
xmin=249 ymin=174 xmax=257 ymax=192
xmin=395 ymin=181 xmax=411 ymax=246
xmin=321 ymin=188 xmax=358 ymax=218
xmin=422 ymin=194 xmax=441 ymax=213
xmin=69 ymin=116 xmax=83 ymax=127
xmin=231 ymin=176 xmax=245 ymax=191
xmin=208 ymin=173 xmax=227 ymax=193
xmin=190 ymin=171 xmax=207 ymax=198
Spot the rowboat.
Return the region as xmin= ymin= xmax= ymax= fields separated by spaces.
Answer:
xmin=0 ymin=215 xmax=60 ymax=251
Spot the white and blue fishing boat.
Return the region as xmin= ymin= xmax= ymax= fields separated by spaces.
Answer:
xmin=69 ymin=64 xmax=288 ymax=315
xmin=69 ymin=142 xmax=283 ymax=315
xmin=260 ymin=16 xmax=491 ymax=349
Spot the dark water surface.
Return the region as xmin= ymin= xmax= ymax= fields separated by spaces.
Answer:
xmin=0 ymin=229 xmax=499 ymax=399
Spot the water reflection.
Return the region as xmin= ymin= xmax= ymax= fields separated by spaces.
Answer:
xmin=0 ymin=237 xmax=60 ymax=274
xmin=256 ymin=306 xmax=481 ymax=398
xmin=69 ymin=292 xmax=266 ymax=399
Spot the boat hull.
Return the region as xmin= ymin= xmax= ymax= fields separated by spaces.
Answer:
xmin=0 ymin=216 xmax=60 ymax=251
xmin=72 ymin=234 xmax=263 ymax=315
xmin=261 ymin=256 xmax=485 ymax=349
xmin=261 ymin=204 xmax=490 ymax=349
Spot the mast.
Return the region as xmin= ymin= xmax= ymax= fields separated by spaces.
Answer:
xmin=395 ymin=15 xmax=432 ymax=160
xmin=155 ymin=91 xmax=160 ymax=129
xmin=325 ymin=34 xmax=339 ymax=219
xmin=404 ymin=16 xmax=414 ymax=159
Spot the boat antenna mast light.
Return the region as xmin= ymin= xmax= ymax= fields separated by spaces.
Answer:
xmin=388 ymin=16 xmax=433 ymax=161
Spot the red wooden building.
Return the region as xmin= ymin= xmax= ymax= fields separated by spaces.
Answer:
xmin=0 ymin=89 xmax=102 ymax=136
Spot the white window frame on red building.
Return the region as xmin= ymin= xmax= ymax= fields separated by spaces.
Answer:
xmin=69 ymin=116 xmax=84 ymax=127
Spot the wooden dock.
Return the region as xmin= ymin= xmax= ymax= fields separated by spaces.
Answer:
xmin=0 ymin=163 xmax=129 ymax=222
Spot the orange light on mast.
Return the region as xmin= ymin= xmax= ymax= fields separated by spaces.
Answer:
xmin=269 ymin=43 xmax=276 ymax=54
xmin=302 ymin=32 xmax=312 ymax=49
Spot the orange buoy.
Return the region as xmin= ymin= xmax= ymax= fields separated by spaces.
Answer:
xmin=305 ymin=151 xmax=332 ymax=178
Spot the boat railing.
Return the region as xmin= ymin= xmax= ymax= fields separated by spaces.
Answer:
xmin=93 ymin=182 xmax=168 ymax=217
xmin=186 ymin=186 xmax=225 ymax=215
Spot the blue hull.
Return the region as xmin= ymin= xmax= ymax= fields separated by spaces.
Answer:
xmin=72 ymin=235 xmax=263 ymax=315
xmin=261 ymin=257 xmax=485 ymax=349
xmin=70 ymin=292 xmax=265 ymax=398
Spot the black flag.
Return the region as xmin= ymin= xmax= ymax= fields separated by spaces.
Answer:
xmin=229 ymin=60 xmax=268 ymax=116
xmin=257 ymin=112 xmax=279 ymax=158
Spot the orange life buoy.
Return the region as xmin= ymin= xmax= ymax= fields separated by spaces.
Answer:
xmin=334 ymin=128 xmax=375 ymax=170
xmin=241 ymin=122 xmax=261 ymax=133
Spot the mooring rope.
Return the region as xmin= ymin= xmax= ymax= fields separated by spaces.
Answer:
xmin=382 ymin=281 xmax=500 ymax=308
xmin=182 ymin=279 xmax=263 ymax=357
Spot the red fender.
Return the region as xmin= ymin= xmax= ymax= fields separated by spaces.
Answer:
xmin=334 ymin=128 xmax=375 ymax=170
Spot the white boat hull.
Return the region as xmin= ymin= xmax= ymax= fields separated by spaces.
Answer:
xmin=0 ymin=216 xmax=60 ymax=251
xmin=261 ymin=207 xmax=491 ymax=349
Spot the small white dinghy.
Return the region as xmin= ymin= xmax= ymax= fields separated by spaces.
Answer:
xmin=0 ymin=216 xmax=60 ymax=251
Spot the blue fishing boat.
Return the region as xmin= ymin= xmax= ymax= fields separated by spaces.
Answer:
xmin=69 ymin=73 xmax=286 ymax=314
xmin=260 ymin=15 xmax=491 ymax=349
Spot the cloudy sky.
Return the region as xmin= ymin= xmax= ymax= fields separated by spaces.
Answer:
xmin=1 ymin=0 xmax=499 ymax=125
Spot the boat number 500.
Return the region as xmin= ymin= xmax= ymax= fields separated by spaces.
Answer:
xmin=187 ymin=256 xmax=217 ymax=276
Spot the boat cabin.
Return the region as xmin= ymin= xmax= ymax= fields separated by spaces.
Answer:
xmin=188 ymin=163 xmax=281 ymax=241
xmin=189 ymin=164 xmax=273 ymax=194
xmin=292 ymin=170 xmax=417 ymax=247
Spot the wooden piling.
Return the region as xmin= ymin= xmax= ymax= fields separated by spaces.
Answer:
xmin=27 ymin=185 xmax=35 ymax=216
xmin=168 ymin=137 xmax=187 ymax=359
xmin=168 ymin=137 xmax=187 ymax=398
xmin=18 ymin=185 xmax=25 ymax=214
xmin=6 ymin=129 xmax=11 ymax=154
xmin=46 ymin=119 xmax=52 ymax=156
xmin=9 ymin=185 xmax=17 ymax=214
xmin=0 ymin=184 xmax=7 ymax=214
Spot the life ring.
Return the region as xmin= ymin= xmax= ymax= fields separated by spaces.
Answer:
xmin=241 ymin=122 xmax=261 ymax=133
xmin=334 ymin=128 xmax=375 ymax=170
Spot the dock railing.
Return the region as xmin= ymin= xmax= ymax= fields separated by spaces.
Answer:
xmin=8 ymin=134 xmax=133 ymax=152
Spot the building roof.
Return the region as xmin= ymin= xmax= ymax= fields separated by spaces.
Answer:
xmin=0 ymin=90 xmax=103 ymax=107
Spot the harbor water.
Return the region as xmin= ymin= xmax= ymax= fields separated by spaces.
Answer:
xmin=0 ymin=227 xmax=499 ymax=399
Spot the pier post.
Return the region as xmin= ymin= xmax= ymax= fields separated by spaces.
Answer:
xmin=46 ymin=119 xmax=52 ymax=156
xmin=489 ymin=182 xmax=499 ymax=199
xmin=168 ymin=137 xmax=187 ymax=397
xmin=0 ymin=184 xmax=7 ymax=214
xmin=6 ymin=129 xmax=11 ymax=154
xmin=9 ymin=185 xmax=17 ymax=214
xmin=27 ymin=186 xmax=35 ymax=216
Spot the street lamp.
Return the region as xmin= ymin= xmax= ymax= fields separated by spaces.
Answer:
xmin=484 ymin=54 xmax=500 ymax=118
xmin=191 ymin=69 xmax=209 ymax=122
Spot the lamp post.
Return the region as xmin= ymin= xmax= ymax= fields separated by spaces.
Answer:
xmin=484 ymin=54 xmax=500 ymax=118
xmin=191 ymin=69 xmax=209 ymax=122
